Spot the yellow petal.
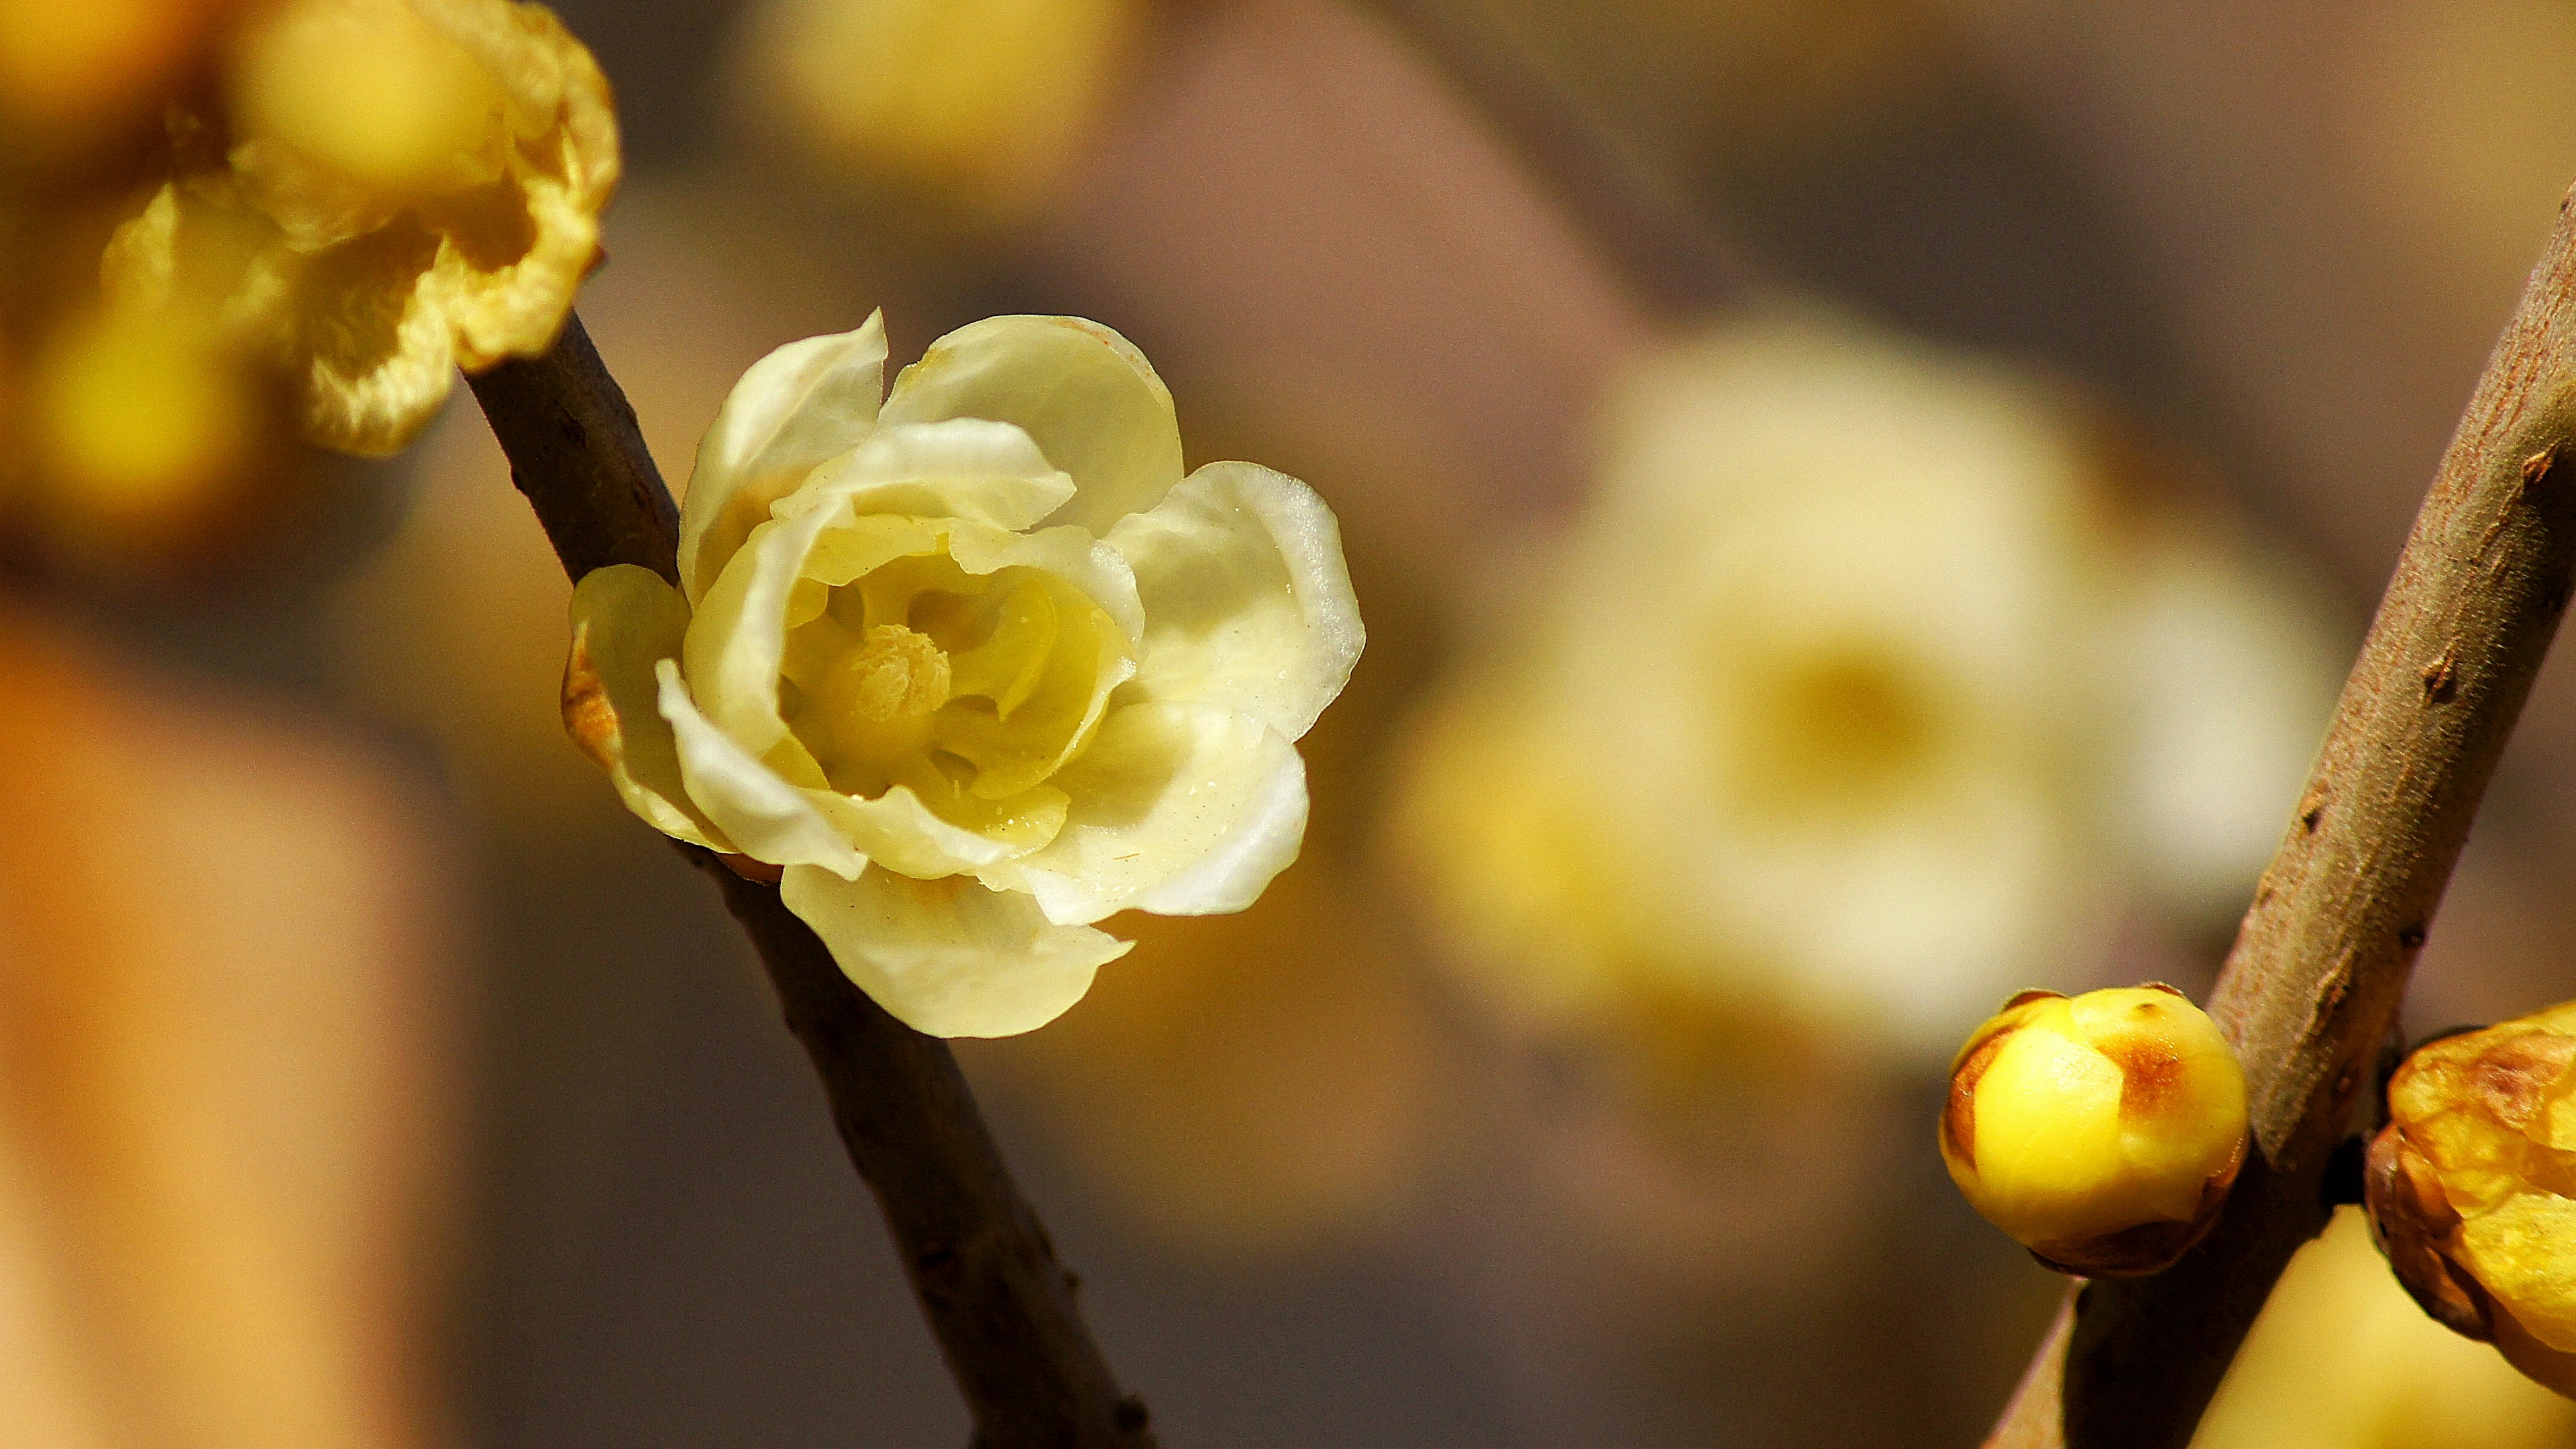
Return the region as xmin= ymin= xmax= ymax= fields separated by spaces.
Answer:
xmin=657 ymin=659 xmax=865 ymax=877
xmin=779 ymin=864 xmax=1131 ymax=1036
xmin=678 ymin=314 xmax=888 ymax=604
xmin=989 ymin=702 xmax=1307 ymax=926
xmin=1106 ymin=460 xmax=1362 ymax=741
xmin=780 ymin=417 xmax=1076 ymax=531
xmin=290 ymin=218 xmax=462 ymax=456
xmin=879 ymin=314 xmax=1181 ymax=534
xmin=2461 ymin=1193 xmax=2576 ymax=1352
xmin=801 ymin=782 xmax=1017 ymax=879
xmin=563 ymin=565 xmax=731 ymax=850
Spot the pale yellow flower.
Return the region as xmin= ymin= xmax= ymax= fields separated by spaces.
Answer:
xmin=566 ymin=313 xmax=1362 ymax=1036
xmin=101 ymin=0 xmax=619 ymax=455
xmin=1395 ymin=317 xmax=2117 ymax=1055
xmin=1393 ymin=317 xmax=2342 ymax=1059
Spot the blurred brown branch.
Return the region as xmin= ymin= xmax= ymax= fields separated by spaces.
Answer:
xmin=467 ymin=315 xmax=1154 ymax=1449
xmin=1986 ymin=187 xmax=2576 ymax=1448
xmin=1354 ymin=0 xmax=1758 ymax=317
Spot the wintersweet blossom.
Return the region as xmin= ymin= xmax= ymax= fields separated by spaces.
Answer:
xmin=101 ymin=0 xmax=618 ymax=455
xmin=565 ymin=313 xmax=1362 ymax=1036
xmin=1394 ymin=318 xmax=2117 ymax=1055
xmin=1390 ymin=317 xmax=2339 ymax=1059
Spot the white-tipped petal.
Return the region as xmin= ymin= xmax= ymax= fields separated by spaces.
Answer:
xmin=780 ymin=865 xmax=1132 ymax=1036
xmin=992 ymin=702 xmax=1307 ymax=926
xmin=787 ymin=417 xmax=1077 ymax=531
xmin=658 ymin=660 xmax=867 ymax=877
xmin=1107 ymin=461 xmax=1364 ymax=740
xmin=679 ymin=314 xmax=889 ymax=604
xmin=562 ymin=565 xmax=732 ymax=851
xmin=879 ymin=315 xmax=1183 ymax=534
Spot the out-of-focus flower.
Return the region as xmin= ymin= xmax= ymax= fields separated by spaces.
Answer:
xmin=2195 ymin=1207 xmax=2575 ymax=1448
xmin=1389 ymin=317 xmax=2341 ymax=1060
xmin=2102 ymin=521 xmax=2343 ymax=929
xmin=1393 ymin=317 xmax=2119 ymax=1056
xmin=101 ymin=0 xmax=619 ymax=455
xmin=733 ymin=0 xmax=1138 ymax=219
xmin=1941 ymin=985 xmax=2245 ymax=1275
xmin=19 ymin=305 xmax=261 ymax=559
xmin=568 ymin=312 xmax=1362 ymax=1036
xmin=2365 ymin=1003 xmax=2576 ymax=1395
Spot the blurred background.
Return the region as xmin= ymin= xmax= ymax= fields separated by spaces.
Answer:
xmin=4 ymin=0 xmax=2576 ymax=1445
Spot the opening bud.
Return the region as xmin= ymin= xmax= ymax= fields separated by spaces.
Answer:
xmin=2364 ymin=1006 xmax=2576 ymax=1397
xmin=1941 ymin=985 xmax=2248 ymax=1275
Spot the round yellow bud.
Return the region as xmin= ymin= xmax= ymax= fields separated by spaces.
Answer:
xmin=2365 ymin=1004 xmax=2576 ymax=1397
xmin=1941 ymin=985 xmax=2249 ymax=1275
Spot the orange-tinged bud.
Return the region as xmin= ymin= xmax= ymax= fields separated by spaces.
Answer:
xmin=2365 ymin=1005 xmax=2576 ymax=1397
xmin=1941 ymin=985 xmax=2248 ymax=1275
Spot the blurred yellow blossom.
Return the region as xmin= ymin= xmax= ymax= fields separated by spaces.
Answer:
xmin=568 ymin=312 xmax=1362 ymax=1036
xmin=101 ymin=0 xmax=619 ymax=456
xmin=1942 ymin=985 xmax=2246 ymax=1275
xmin=734 ymin=0 xmax=1139 ymax=219
xmin=2365 ymin=1001 xmax=2576 ymax=1395
xmin=2194 ymin=1208 xmax=2575 ymax=1448
xmin=22 ymin=307 xmax=260 ymax=557
xmin=1391 ymin=316 xmax=2339 ymax=1060
xmin=1394 ymin=317 xmax=2117 ymax=1055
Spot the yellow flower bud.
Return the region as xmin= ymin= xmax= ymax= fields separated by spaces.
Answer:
xmin=1941 ymin=985 xmax=2249 ymax=1274
xmin=2365 ymin=1004 xmax=2576 ymax=1396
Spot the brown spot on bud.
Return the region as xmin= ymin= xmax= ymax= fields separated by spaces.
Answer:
xmin=2114 ymin=1038 xmax=2185 ymax=1118
xmin=1945 ymin=1029 xmax=2011 ymax=1173
xmin=2468 ymin=1032 xmax=2576 ymax=1129
xmin=561 ymin=626 xmax=622 ymax=772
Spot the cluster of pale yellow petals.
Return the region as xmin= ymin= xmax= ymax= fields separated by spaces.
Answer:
xmin=101 ymin=0 xmax=616 ymax=455
xmin=2367 ymin=1003 xmax=2576 ymax=1395
xmin=566 ymin=313 xmax=1362 ymax=1036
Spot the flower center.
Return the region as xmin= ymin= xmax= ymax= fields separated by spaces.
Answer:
xmin=845 ymin=624 xmax=953 ymax=722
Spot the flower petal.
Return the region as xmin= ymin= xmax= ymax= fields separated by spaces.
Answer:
xmin=989 ymin=702 xmax=1307 ymax=926
xmin=782 ymin=417 xmax=1076 ymax=532
xmin=659 ymin=659 xmax=866 ymax=877
xmin=780 ymin=865 xmax=1131 ymax=1036
xmin=1106 ymin=460 xmax=1363 ymax=740
xmin=563 ymin=565 xmax=732 ymax=850
xmin=678 ymin=314 xmax=888 ymax=604
xmin=802 ymin=783 xmax=1015 ymax=879
xmin=879 ymin=315 xmax=1183 ymax=534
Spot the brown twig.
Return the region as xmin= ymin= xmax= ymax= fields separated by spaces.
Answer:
xmin=1355 ymin=0 xmax=1758 ymax=317
xmin=468 ymin=314 xmax=1155 ymax=1449
xmin=1985 ymin=188 xmax=2576 ymax=1448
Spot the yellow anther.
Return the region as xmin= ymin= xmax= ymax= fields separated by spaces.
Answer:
xmin=848 ymin=623 xmax=953 ymax=722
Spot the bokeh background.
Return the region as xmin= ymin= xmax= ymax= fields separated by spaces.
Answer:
xmin=6 ymin=0 xmax=2576 ymax=1445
